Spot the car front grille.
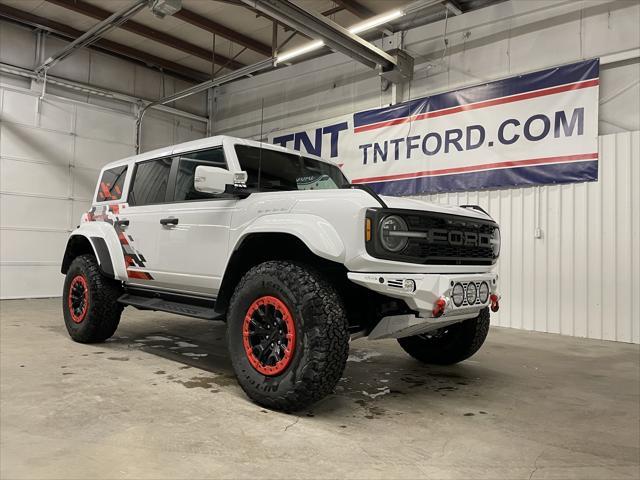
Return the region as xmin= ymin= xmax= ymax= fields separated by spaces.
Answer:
xmin=365 ymin=208 xmax=499 ymax=266
xmin=402 ymin=213 xmax=496 ymax=265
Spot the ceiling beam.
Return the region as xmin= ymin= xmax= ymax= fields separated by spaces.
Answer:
xmin=0 ymin=4 xmax=209 ymax=82
xmin=173 ymin=8 xmax=272 ymax=57
xmin=44 ymin=0 xmax=246 ymax=70
xmin=242 ymin=0 xmax=395 ymax=71
xmin=36 ymin=0 xmax=148 ymax=74
xmin=332 ymin=0 xmax=374 ymax=19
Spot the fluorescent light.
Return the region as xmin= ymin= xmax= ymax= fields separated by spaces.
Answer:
xmin=276 ymin=40 xmax=324 ymax=64
xmin=275 ymin=8 xmax=405 ymax=65
xmin=348 ymin=10 xmax=403 ymax=34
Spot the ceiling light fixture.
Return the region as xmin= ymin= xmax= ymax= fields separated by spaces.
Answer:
xmin=275 ymin=9 xmax=405 ymax=65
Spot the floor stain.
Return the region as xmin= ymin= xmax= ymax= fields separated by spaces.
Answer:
xmin=154 ymin=370 xmax=166 ymax=375
xmin=174 ymin=375 xmax=223 ymax=392
xmin=464 ymin=412 xmax=475 ymax=416
xmin=107 ymin=357 xmax=129 ymax=361
xmin=354 ymin=399 xmax=387 ymax=420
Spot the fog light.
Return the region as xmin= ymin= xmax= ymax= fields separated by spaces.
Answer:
xmin=479 ymin=281 xmax=490 ymax=303
xmin=452 ymin=283 xmax=464 ymax=306
xmin=403 ymin=279 xmax=416 ymax=293
xmin=490 ymin=294 xmax=500 ymax=312
xmin=432 ymin=296 xmax=447 ymax=318
xmin=466 ymin=282 xmax=477 ymax=304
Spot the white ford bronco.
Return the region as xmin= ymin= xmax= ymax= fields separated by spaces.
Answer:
xmin=61 ymin=135 xmax=501 ymax=411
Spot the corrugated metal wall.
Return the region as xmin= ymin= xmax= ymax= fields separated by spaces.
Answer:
xmin=414 ymin=131 xmax=640 ymax=344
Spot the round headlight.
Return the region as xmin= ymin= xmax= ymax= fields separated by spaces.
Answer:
xmin=452 ymin=283 xmax=464 ymax=307
xmin=379 ymin=215 xmax=408 ymax=252
xmin=479 ymin=281 xmax=490 ymax=303
xmin=491 ymin=228 xmax=501 ymax=258
xmin=466 ymin=282 xmax=477 ymax=304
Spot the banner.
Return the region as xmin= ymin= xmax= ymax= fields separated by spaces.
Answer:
xmin=268 ymin=59 xmax=600 ymax=195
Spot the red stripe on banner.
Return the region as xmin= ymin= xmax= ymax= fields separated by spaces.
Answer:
xmin=354 ymin=79 xmax=599 ymax=133
xmin=350 ymin=153 xmax=599 ymax=184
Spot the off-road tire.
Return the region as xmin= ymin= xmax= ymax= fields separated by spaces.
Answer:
xmin=227 ymin=261 xmax=350 ymax=412
xmin=62 ymin=254 xmax=123 ymax=343
xmin=398 ymin=308 xmax=490 ymax=365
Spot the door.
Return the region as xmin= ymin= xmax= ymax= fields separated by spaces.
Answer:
xmin=120 ymin=157 xmax=173 ymax=288
xmin=155 ymin=147 xmax=237 ymax=296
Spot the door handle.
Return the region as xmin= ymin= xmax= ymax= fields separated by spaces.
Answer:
xmin=115 ymin=219 xmax=129 ymax=228
xmin=160 ymin=217 xmax=179 ymax=226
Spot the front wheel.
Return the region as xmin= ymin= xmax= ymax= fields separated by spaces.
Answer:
xmin=227 ymin=261 xmax=349 ymax=412
xmin=62 ymin=254 xmax=123 ymax=343
xmin=397 ymin=308 xmax=490 ymax=365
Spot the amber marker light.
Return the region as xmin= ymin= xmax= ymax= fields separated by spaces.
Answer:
xmin=365 ymin=218 xmax=372 ymax=242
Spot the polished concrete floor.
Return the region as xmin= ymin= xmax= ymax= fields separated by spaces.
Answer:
xmin=1 ymin=298 xmax=638 ymax=479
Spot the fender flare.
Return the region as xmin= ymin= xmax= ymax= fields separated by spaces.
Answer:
xmin=62 ymin=223 xmax=128 ymax=280
xmin=233 ymin=213 xmax=346 ymax=263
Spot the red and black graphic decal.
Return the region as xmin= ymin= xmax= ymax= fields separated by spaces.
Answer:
xmin=97 ymin=182 xmax=122 ymax=202
xmin=86 ymin=204 xmax=153 ymax=280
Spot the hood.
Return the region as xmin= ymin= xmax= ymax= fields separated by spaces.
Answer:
xmin=246 ymin=188 xmax=494 ymax=222
xmin=379 ymin=194 xmax=493 ymax=221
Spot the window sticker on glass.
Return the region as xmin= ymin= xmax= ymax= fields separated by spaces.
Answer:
xmin=296 ymin=174 xmax=336 ymax=190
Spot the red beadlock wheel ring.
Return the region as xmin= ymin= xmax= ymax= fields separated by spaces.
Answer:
xmin=68 ymin=275 xmax=89 ymax=323
xmin=242 ymin=296 xmax=296 ymax=376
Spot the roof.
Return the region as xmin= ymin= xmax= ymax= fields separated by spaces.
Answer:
xmin=101 ymin=134 xmax=334 ymax=170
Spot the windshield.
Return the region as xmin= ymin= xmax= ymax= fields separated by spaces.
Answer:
xmin=234 ymin=145 xmax=349 ymax=192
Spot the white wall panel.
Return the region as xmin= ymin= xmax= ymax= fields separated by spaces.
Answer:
xmin=0 ymin=123 xmax=74 ymax=163
xmin=0 ymin=194 xmax=72 ymax=231
xmin=75 ymin=106 xmax=135 ymax=145
xmin=74 ymin=137 xmax=133 ymax=170
xmin=71 ymin=166 xmax=101 ymax=201
xmin=0 ymin=159 xmax=70 ymax=197
xmin=0 ymin=266 xmax=63 ymax=299
xmin=0 ymin=87 xmax=133 ymax=298
xmin=1 ymin=230 xmax=68 ymax=263
xmin=1 ymin=84 xmax=207 ymax=298
xmin=414 ymin=131 xmax=640 ymax=344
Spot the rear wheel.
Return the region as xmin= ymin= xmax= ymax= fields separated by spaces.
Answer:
xmin=397 ymin=308 xmax=490 ymax=365
xmin=227 ymin=261 xmax=349 ymax=412
xmin=62 ymin=254 xmax=123 ymax=343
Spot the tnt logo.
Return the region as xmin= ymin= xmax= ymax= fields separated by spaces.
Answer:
xmin=272 ymin=122 xmax=348 ymax=158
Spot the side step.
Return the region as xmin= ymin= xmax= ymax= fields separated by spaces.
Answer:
xmin=118 ymin=293 xmax=222 ymax=320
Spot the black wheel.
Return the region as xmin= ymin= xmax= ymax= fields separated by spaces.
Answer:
xmin=227 ymin=261 xmax=350 ymax=412
xmin=398 ymin=308 xmax=490 ymax=365
xmin=62 ymin=254 xmax=123 ymax=343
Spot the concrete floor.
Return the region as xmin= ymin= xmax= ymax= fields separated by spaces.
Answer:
xmin=1 ymin=299 xmax=638 ymax=480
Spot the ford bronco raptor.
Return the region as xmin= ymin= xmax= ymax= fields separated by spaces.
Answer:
xmin=61 ymin=135 xmax=500 ymax=411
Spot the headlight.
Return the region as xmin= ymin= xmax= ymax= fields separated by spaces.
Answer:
xmin=479 ymin=281 xmax=490 ymax=303
xmin=379 ymin=215 xmax=408 ymax=252
xmin=491 ymin=227 xmax=501 ymax=257
xmin=452 ymin=283 xmax=464 ymax=306
xmin=466 ymin=282 xmax=477 ymax=304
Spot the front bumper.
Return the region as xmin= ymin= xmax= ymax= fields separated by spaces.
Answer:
xmin=347 ymin=271 xmax=498 ymax=340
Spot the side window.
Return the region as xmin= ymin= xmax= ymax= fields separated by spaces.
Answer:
xmin=129 ymin=158 xmax=172 ymax=206
xmin=173 ymin=148 xmax=227 ymax=202
xmin=96 ymin=165 xmax=127 ymax=202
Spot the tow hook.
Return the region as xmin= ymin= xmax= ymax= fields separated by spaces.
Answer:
xmin=432 ymin=296 xmax=447 ymax=318
xmin=490 ymin=294 xmax=500 ymax=312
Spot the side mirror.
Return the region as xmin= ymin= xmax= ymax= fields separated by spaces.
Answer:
xmin=193 ymin=166 xmax=247 ymax=194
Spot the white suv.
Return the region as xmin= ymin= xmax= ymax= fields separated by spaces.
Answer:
xmin=61 ymin=135 xmax=501 ymax=411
